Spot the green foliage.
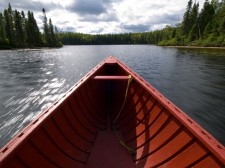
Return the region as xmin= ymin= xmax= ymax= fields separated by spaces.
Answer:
xmin=4 ymin=8 xmax=14 ymax=46
xmin=59 ymin=32 xmax=158 ymax=45
xmin=0 ymin=4 xmax=62 ymax=49
xmin=58 ymin=0 xmax=225 ymax=47
xmin=199 ymin=0 xmax=215 ymax=38
xmin=1 ymin=1 xmax=223 ymax=48
xmin=188 ymin=3 xmax=199 ymax=40
xmin=0 ymin=13 xmax=7 ymax=46
xmin=26 ymin=11 xmax=42 ymax=47
xmin=182 ymin=0 xmax=193 ymax=35
xmin=0 ymin=0 xmax=214 ymax=47
xmin=14 ymin=10 xmax=26 ymax=47
xmin=158 ymin=0 xmax=225 ymax=47
xmin=41 ymin=9 xmax=62 ymax=47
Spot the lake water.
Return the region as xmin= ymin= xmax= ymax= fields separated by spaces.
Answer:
xmin=0 ymin=45 xmax=225 ymax=148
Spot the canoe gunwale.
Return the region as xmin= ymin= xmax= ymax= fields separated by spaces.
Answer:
xmin=114 ymin=57 xmax=225 ymax=164
xmin=0 ymin=56 xmax=110 ymax=163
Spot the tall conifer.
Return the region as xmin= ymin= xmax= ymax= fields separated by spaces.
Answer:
xmin=182 ymin=0 xmax=193 ymax=36
xmin=42 ymin=8 xmax=51 ymax=46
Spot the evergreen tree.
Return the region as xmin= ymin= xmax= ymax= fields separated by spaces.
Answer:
xmin=198 ymin=0 xmax=215 ymax=38
xmin=0 ymin=13 xmax=6 ymax=40
xmin=21 ymin=11 xmax=27 ymax=47
xmin=31 ymin=12 xmax=42 ymax=46
xmin=41 ymin=9 xmax=61 ymax=47
xmin=0 ymin=4 xmax=61 ymax=49
xmin=26 ymin=11 xmax=42 ymax=47
xmin=42 ymin=8 xmax=51 ymax=46
xmin=49 ymin=18 xmax=56 ymax=46
xmin=211 ymin=0 xmax=219 ymax=11
xmin=0 ymin=13 xmax=8 ymax=47
xmin=220 ymin=15 xmax=225 ymax=34
xmin=212 ymin=1 xmax=225 ymax=35
xmin=182 ymin=0 xmax=193 ymax=36
xmin=14 ymin=10 xmax=25 ymax=47
xmin=188 ymin=2 xmax=199 ymax=40
xmin=4 ymin=4 xmax=14 ymax=46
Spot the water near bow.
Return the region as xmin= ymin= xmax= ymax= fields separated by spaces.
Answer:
xmin=0 ymin=45 xmax=225 ymax=148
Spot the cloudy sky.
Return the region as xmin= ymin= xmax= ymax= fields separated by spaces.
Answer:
xmin=0 ymin=0 xmax=205 ymax=34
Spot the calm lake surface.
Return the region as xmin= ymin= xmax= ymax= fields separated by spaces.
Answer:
xmin=0 ymin=45 xmax=225 ymax=148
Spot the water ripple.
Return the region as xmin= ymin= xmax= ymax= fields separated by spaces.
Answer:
xmin=1 ymin=46 xmax=225 ymax=148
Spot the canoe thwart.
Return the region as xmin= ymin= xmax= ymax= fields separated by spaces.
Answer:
xmin=93 ymin=75 xmax=130 ymax=80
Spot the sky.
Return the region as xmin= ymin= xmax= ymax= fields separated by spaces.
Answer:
xmin=0 ymin=0 xmax=206 ymax=34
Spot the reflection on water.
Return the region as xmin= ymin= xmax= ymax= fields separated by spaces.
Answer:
xmin=0 ymin=45 xmax=225 ymax=148
xmin=0 ymin=50 xmax=72 ymax=146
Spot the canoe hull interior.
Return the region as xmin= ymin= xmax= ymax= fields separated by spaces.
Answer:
xmin=0 ymin=56 xmax=225 ymax=167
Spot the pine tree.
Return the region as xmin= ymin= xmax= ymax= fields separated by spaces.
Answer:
xmin=26 ymin=11 xmax=42 ymax=47
xmin=42 ymin=8 xmax=51 ymax=46
xmin=188 ymin=2 xmax=199 ymax=40
xmin=0 ymin=13 xmax=8 ymax=47
xmin=31 ymin=12 xmax=42 ymax=46
xmin=216 ymin=3 xmax=225 ymax=37
xmin=4 ymin=4 xmax=15 ymax=46
xmin=14 ymin=10 xmax=25 ymax=47
xmin=0 ymin=4 xmax=61 ymax=48
xmin=49 ymin=18 xmax=56 ymax=46
xmin=198 ymin=0 xmax=215 ymax=38
xmin=182 ymin=0 xmax=193 ymax=36
xmin=26 ymin=11 xmax=33 ymax=46
xmin=41 ymin=9 xmax=61 ymax=47
xmin=21 ymin=11 xmax=27 ymax=47
xmin=0 ymin=13 xmax=5 ymax=39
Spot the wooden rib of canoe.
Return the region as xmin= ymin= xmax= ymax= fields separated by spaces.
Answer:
xmin=0 ymin=56 xmax=225 ymax=168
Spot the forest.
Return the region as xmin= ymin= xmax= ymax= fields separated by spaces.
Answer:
xmin=1 ymin=0 xmax=225 ymax=48
xmin=59 ymin=0 xmax=225 ymax=47
xmin=0 ymin=4 xmax=62 ymax=49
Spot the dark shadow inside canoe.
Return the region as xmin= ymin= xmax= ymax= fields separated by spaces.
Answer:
xmin=1 ymin=60 xmax=224 ymax=168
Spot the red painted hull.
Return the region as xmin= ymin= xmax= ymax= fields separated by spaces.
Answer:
xmin=1 ymin=56 xmax=225 ymax=167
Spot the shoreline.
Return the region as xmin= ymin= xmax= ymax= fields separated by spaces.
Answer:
xmin=162 ymin=45 xmax=225 ymax=50
xmin=2 ymin=45 xmax=225 ymax=51
xmin=0 ymin=46 xmax=62 ymax=51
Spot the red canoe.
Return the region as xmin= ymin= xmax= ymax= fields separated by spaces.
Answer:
xmin=0 ymin=56 xmax=225 ymax=167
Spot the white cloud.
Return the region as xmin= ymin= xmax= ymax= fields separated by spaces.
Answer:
xmin=0 ymin=0 xmax=206 ymax=34
xmin=115 ymin=0 xmax=190 ymax=31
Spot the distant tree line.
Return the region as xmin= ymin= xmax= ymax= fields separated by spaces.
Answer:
xmin=58 ymin=32 xmax=156 ymax=45
xmin=0 ymin=4 xmax=62 ymax=49
xmin=59 ymin=0 xmax=225 ymax=47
